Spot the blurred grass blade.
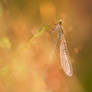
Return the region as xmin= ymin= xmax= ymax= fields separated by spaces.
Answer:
xmin=29 ymin=24 xmax=49 ymax=43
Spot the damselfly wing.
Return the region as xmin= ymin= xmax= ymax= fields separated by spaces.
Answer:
xmin=60 ymin=34 xmax=73 ymax=76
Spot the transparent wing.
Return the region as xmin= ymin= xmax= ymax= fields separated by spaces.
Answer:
xmin=60 ymin=34 xmax=73 ymax=77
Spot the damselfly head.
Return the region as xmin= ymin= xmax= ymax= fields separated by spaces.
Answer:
xmin=58 ymin=19 xmax=63 ymax=25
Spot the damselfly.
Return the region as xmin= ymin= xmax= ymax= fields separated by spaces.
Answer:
xmin=31 ymin=19 xmax=73 ymax=77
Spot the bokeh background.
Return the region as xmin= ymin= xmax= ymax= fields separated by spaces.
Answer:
xmin=0 ymin=0 xmax=92 ymax=92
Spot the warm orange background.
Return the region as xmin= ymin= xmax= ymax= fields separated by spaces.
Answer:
xmin=0 ymin=0 xmax=92 ymax=92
